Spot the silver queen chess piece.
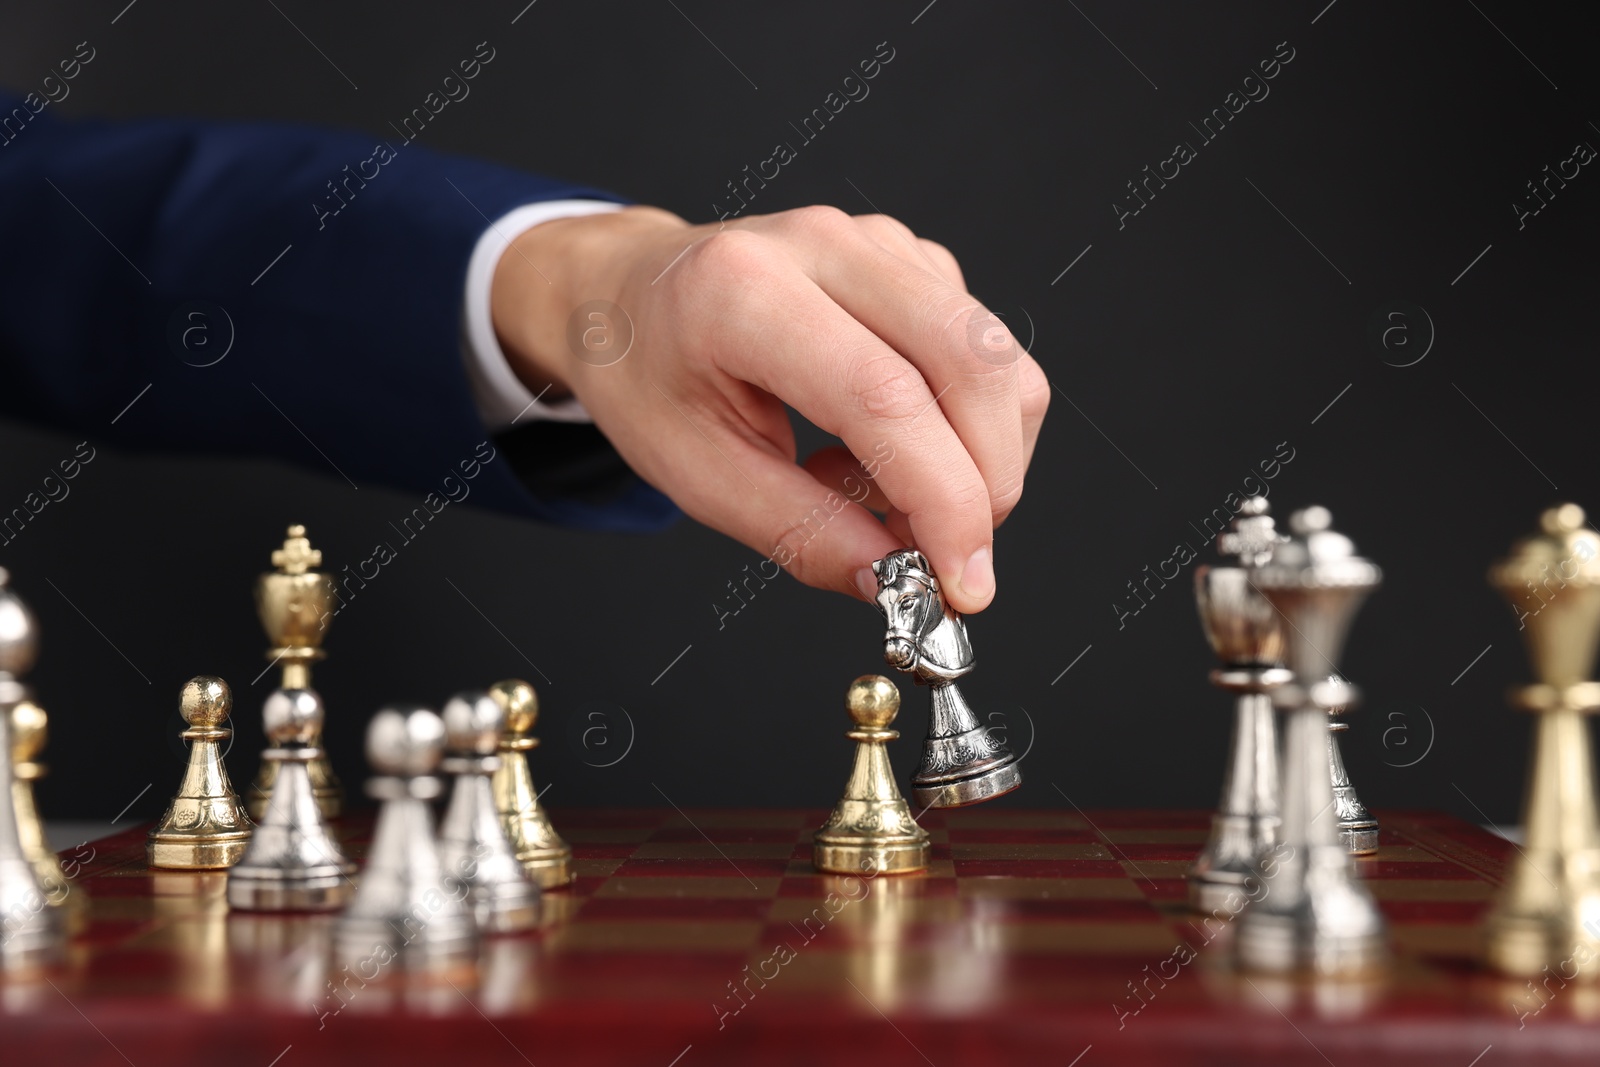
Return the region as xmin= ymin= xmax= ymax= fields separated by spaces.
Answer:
xmin=1235 ymin=507 xmax=1387 ymax=974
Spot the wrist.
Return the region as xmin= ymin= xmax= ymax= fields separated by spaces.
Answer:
xmin=491 ymin=205 xmax=688 ymax=400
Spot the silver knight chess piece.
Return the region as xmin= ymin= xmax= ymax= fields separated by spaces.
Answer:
xmin=871 ymin=549 xmax=1021 ymax=808
xmin=1189 ymin=497 xmax=1289 ymax=912
xmin=0 ymin=570 xmax=64 ymax=964
xmin=1236 ymin=507 xmax=1387 ymax=975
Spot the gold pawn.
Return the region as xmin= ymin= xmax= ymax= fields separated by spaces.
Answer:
xmin=148 ymin=676 xmax=252 ymax=869
xmin=1485 ymin=503 xmax=1600 ymax=979
xmin=249 ymin=525 xmax=342 ymax=819
xmin=10 ymin=700 xmax=69 ymax=904
xmin=814 ymin=675 xmax=931 ymax=875
xmin=489 ymin=679 xmax=573 ymax=888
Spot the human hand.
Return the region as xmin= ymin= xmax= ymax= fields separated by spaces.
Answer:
xmin=490 ymin=205 xmax=1048 ymax=614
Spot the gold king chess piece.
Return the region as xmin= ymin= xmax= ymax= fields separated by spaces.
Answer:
xmin=148 ymin=676 xmax=252 ymax=869
xmin=10 ymin=700 xmax=69 ymax=905
xmin=1485 ymin=503 xmax=1600 ymax=979
xmin=488 ymin=679 xmax=572 ymax=888
xmin=814 ymin=675 xmax=931 ymax=875
xmin=250 ymin=525 xmax=342 ymax=820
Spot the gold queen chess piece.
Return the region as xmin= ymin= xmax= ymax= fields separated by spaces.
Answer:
xmin=488 ymin=679 xmax=573 ymax=889
xmin=0 ymin=569 xmax=65 ymax=963
xmin=148 ymin=676 xmax=253 ymax=869
xmin=814 ymin=675 xmax=931 ymax=876
xmin=871 ymin=549 xmax=1021 ymax=808
xmin=250 ymin=525 xmax=342 ymax=820
xmin=1484 ymin=503 xmax=1600 ymax=979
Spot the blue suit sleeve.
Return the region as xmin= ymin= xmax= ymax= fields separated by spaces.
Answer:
xmin=0 ymin=90 xmax=679 ymax=533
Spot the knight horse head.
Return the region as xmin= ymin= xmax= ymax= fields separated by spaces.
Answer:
xmin=872 ymin=549 xmax=974 ymax=685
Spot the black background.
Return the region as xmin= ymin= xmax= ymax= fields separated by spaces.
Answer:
xmin=1 ymin=1 xmax=1594 ymax=825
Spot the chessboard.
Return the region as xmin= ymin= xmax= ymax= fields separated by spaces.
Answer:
xmin=6 ymin=806 xmax=1591 ymax=1066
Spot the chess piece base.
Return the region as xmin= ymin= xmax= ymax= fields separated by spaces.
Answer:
xmin=912 ymin=760 xmax=1021 ymax=809
xmin=147 ymin=833 xmax=251 ymax=870
xmin=1235 ymin=910 xmax=1387 ymax=976
xmin=519 ymin=847 xmax=574 ymax=889
xmin=1339 ymin=821 xmax=1380 ymax=856
xmin=1484 ymin=912 xmax=1600 ymax=979
xmin=0 ymin=855 xmax=65 ymax=964
xmin=227 ymin=868 xmax=354 ymax=912
xmin=468 ymin=881 xmax=541 ymax=933
xmin=1189 ymin=811 xmax=1281 ymax=913
xmin=333 ymin=915 xmax=478 ymax=969
xmin=1235 ymin=844 xmax=1388 ymax=976
xmin=813 ymin=834 xmax=929 ymax=876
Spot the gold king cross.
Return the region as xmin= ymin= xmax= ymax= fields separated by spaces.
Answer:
xmin=271 ymin=525 xmax=322 ymax=575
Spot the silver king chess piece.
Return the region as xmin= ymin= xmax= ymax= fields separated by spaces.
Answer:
xmin=1236 ymin=506 xmax=1387 ymax=975
xmin=438 ymin=691 xmax=540 ymax=934
xmin=1189 ymin=497 xmax=1289 ymax=912
xmin=333 ymin=706 xmax=477 ymax=968
xmin=871 ymin=549 xmax=1021 ymax=808
xmin=0 ymin=570 xmax=64 ymax=964
xmin=227 ymin=688 xmax=357 ymax=911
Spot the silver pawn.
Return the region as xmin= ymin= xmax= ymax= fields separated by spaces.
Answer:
xmin=1189 ymin=497 xmax=1289 ymax=912
xmin=333 ymin=706 xmax=477 ymax=968
xmin=1236 ymin=507 xmax=1386 ymax=975
xmin=438 ymin=692 xmax=540 ymax=934
xmin=227 ymin=688 xmax=357 ymax=911
xmin=0 ymin=570 xmax=63 ymax=964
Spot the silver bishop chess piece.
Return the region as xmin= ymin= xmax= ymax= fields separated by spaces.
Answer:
xmin=871 ymin=549 xmax=1021 ymax=808
xmin=1189 ymin=497 xmax=1289 ymax=912
xmin=438 ymin=691 xmax=540 ymax=934
xmin=1236 ymin=507 xmax=1387 ymax=975
xmin=227 ymin=688 xmax=357 ymax=911
xmin=334 ymin=706 xmax=477 ymax=968
xmin=0 ymin=570 xmax=64 ymax=964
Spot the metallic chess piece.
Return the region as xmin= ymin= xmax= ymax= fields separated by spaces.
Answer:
xmin=1189 ymin=497 xmax=1290 ymax=912
xmin=249 ymin=525 xmax=342 ymax=820
xmin=0 ymin=570 xmax=64 ymax=964
xmin=488 ymin=680 xmax=573 ymax=889
xmin=1235 ymin=507 xmax=1387 ymax=975
xmin=334 ymin=705 xmax=477 ymax=967
xmin=439 ymin=692 xmax=541 ymax=933
xmin=871 ymin=549 xmax=1021 ymax=808
xmin=149 ymin=677 xmax=253 ymax=870
xmin=227 ymin=688 xmax=357 ymax=911
xmin=10 ymin=701 xmax=69 ymax=906
xmin=1483 ymin=503 xmax=1600 ymax=980
xmin=814 ymin=676 xmax=932 ymax=875
xmin=1327 ymin=719 xmax=1379 ymax=854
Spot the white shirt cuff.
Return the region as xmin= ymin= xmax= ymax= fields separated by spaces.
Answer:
xmin=460 ymin=199 xmax=625 ymax=432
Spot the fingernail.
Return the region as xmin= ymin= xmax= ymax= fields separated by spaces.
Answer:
xmin=854 ymin=566 xmax=878 ymax=601
xmin=960 ymin=545 xmax=994 ymax=602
